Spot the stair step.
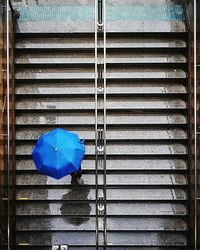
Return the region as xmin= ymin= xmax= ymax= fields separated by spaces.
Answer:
xmin=16 ymin=202 xmax=187 ymax=216
xmin=16 ymin=21 xmax=186 ymax=33
xmin=16 ymin=158 xmax=187 ymax=171
xmin=15 ymin=37 xmax=187 ymax=50
xmin=16 ymin=112 xmax=187 ymax=125
xmin=15 ymin=142 xmax=187 ymax=156
xmin=16 ymin=173 xmax=187 ymax=186
xmin=15 ymin=52 xmax=187 ymax=65
xmin=107 ymin=232 xmax=187 ymax=246
xmin=16 ymin=217 xmax=187 ymax=231
xmin=15 ymin=68 xmax=186 ymax=80
xmin=15 ymin=97 xmax=187 ymax=111
xmin=16 ymin=188 xmax=187 ymax=201
xmin=16 ymin=232 xmax=187 ymax=246
xmin=15 ymin=83 xmax=187 ymax=95
xmin=15 ymin=128 xmax=187 ymax=140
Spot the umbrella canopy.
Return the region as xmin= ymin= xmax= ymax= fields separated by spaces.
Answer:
xmin=32 ymin=128 xmax=85 ymax=179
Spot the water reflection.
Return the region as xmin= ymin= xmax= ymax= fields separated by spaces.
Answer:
xmin=60 ymin=181 xmax=91 ymax=226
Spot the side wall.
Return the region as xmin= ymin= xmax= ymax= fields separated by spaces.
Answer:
xmin=182 ymin=0 xmax=200 ymax=249
xmin=0 ymin=1 xmax=15 ymax=249
xmin=0 ymin=0 xmax=7 ymax=247
xmin=197 ymin=0 xmax=200 ymax=249
xmin=182 ymin=0 xmax=196 ymax=249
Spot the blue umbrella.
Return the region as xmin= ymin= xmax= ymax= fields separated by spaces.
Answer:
xmin=32 ymin=128 xmax=85 ymax=179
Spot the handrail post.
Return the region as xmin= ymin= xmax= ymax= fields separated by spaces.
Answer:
xmin=97 ymin=0 xmax=103 ymax=30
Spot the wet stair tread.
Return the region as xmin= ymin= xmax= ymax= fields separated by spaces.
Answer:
xmin=15 ymin=231 xmax=187 ymax=246
xmin=15 ymin=52 xmax=187 ymax=64
xmin=15 ymin=37 xmax=187 ymax=49
xmin=15 ymin=142 xmax=187 ymax=156
xmin=15 ymin=83 xmax=187 ymax=95
xmin=16 ymin=203 xmax=187 ymax=216
xmin=15 ymin=97 xmax=187 ymax=110
xmin=16 ymin=188 xmax=187 ymax=201
xmin=16 ymin=173 xmax=187 ymax=186
xmin=15 ymin=128 xmax=187 ymax=140
xmin=15 ymin=113 xmax=187 ymax=125
xmin=15 ymin=68 xmax=187 ymax=80
xmin=16 ymin=217 xmax=187 ymax=231
xmin=16 ymin=158 xmax=187 ymax=171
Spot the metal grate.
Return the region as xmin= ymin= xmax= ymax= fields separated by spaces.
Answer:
xmin=14 ymin=5 xmax=185 ymax=22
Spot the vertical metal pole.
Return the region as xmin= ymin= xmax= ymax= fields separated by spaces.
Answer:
xmin=95 ymin=0 xmax=99 ymax=249
xmin=97 ymin=0 xmax=103 ymax=30
xmin=98 ymin=0 xmax=102 ymax=25
xmin=194 ymin=0 xmax=197 ymax=249
xmin=6 ymin=0 xmax=10 ymax=249
xmin=103 ymin=0 xmax=107 ymax=248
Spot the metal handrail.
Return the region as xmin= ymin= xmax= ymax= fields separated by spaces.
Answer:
xmin=95 ymin=0 xmax=107 ymax=248
xmin=97 ymin=0 xmax=103 ymax=30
